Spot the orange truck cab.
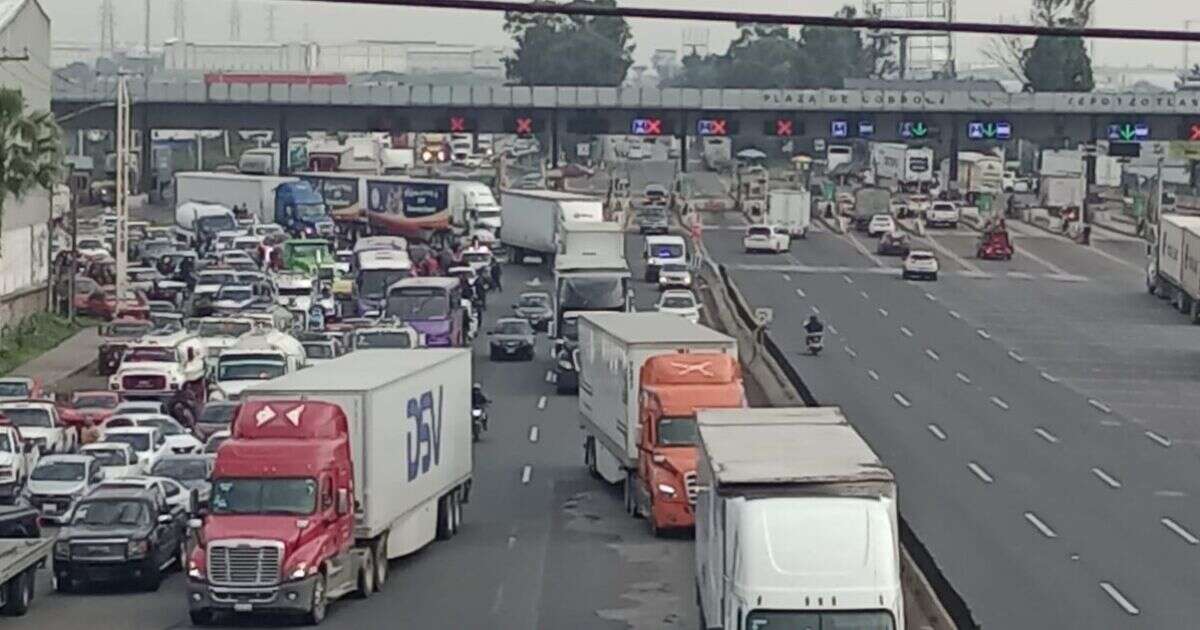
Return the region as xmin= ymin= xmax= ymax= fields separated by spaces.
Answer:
xmin=637 ymin=353 xmax=745 ymax=535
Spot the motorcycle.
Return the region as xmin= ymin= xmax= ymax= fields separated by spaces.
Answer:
xmin=806 ymin=333 xmax=824 ymax=356
xmin=472 ymin=404 xmax=489 ymax=442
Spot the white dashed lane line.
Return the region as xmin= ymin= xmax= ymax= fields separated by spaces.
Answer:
xmin=843 ymin=274 xmax=854 ymax=284
xmin=991 ymin=396 xmax=1010 ymax=411
xmin=811 ymin=306 xmax=821 ymax=314
xmin=927 ymin=424 xmax=947 ymax=441
xmin=537 ymin=396 xmax=547 ymax=410
xmin=1034 ymin=427 xmax=1060 ymax=444
xmin=1024 ymin=512 xmax=1059 ymax=538
xmin=796 ymin=288 xmax=806 ymax=298
xmin=949 ymin=310 xmax=962 ymax=319
xmin=878 ymin=308 xmax=889 ymax=317
xmin=925 ymin=349 xmax=940 ymax=361
xmin=867 ymin=369 xmax=880 ymax=381
xmin=1041 ymin=371 xmax=1059 ymax=383
xmin=968 ymin=462 xmax=995 ymax=484
xmin=1008 ymin=350 xmax=1025 ymax=363
xmin=544 ymin=371 xmax=554 ymax=383
xmin=521 ymin=465 xmax=533 ymax=484
xmin=528 ymin=426 xmax=539 ymax=443
xmin=893 ymin=393 xmax=912 ymax=408
xmin=1145 ymin=431 xmax=1172 ymax=448
xmin=844 ymin=346 xmax=858 ymax=358
xmin=860 ymin=290 xmax=870 ymax=299
xmin=1099 ymin=582 xmax=1141 ymax=616
xmin=1161 ymin=517 xmax=1199 ymax=545
xmin=955 ymin=372 xmax=971 ymax=384
xmin=1092 ymin=467 xmax=1123 ymax=489
xmin=1089 ymin=399 xmax=1113 ymax=414
xmin=900 ymin=326 xmax=913 ymax=337
xmin=925 ymin=292 xmax=937 ymax=302
xmin=977 ymin=329 xmax=991 ymax=340
xmin=827 ymin=324 xmax=838 ymax=335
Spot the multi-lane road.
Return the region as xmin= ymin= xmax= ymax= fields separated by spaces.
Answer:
xmin=698 ymin=201 xmax=1200 ymax=628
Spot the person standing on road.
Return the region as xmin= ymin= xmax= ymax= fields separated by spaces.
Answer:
xmin=490 ymin=259 xmax=502 ymax=291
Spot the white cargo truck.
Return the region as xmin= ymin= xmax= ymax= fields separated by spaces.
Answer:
xmin=940 ymin=152 xmax=1003 ymax=197
xmin=765 ymin=189 xmax=812 ymax=237
xmin=1039 ymin=174 xmax=1086 ymax=210
xmin=1148 ymin=215 xmax=1200 ymax=321
xmin=558 ymin=221 xmax=625 ymax=259
xmin=695 ymin=407 xmax=903 ymax=630
xmin=871 ymin=143 xmax=934 ymax=192
xmin=175 ymin=172 xmax=333 ymax=237
xmin=501 ymin=189 xmax=604 ymax=264
xmin=577 ymin=312 xmax=737 ymax=508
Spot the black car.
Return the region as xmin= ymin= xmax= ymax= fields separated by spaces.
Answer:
xmin=52 ymin=487 xmax=187 ymax=592
xmin=876 ymin=232 xmax=911 ymax=257
xmin=193 ymin=401 xmax=237 ymax=441
xmin=512 ymin=292 xmax=554 ymax=332
xmin=488 ymin=318 xmax=536 ymax=361
xmin=638 ymin=210 xmax=669 ymax=235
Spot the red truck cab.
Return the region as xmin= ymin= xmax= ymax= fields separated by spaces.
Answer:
xmin=186 ymin=400 xmax=365 ymax=626
xmin=636 ymin=353 xmax=745 ymax=535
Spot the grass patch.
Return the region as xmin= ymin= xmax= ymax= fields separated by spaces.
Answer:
xmin=0 ymin=313 xmax=96 ymax=377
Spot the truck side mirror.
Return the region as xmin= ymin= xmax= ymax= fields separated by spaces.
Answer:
xmin=336 ymin=488 xmax=350 ymax=515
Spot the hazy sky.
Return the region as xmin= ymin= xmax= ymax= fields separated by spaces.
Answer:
xmin=39 ymin=0 xmax=1200 ymax=68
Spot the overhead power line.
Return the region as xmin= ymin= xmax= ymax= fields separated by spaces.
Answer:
xmin=282 ymin=0 xmax=1200 ymax=43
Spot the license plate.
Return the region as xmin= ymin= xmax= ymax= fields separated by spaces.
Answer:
xmin=43 ymin=504 xmax=56 ymax=513
xmin=234 ymin=603 xmax=253 ymax=612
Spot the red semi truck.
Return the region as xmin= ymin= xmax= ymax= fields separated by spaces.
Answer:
xmin=185 ymin=349 xmax=472 ymax=625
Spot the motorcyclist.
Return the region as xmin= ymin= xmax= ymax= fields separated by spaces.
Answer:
xmin=472 ymin=383 xmax=490 ymax=408
xmin=804 ymin=315 xmax=824 ymax=336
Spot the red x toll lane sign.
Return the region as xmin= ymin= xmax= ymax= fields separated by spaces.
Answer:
xmin=776 ymin=119 xmax=794 ymax=137
xmin=515 ymin=117 xmax=534 ymax=135
xmin=631 ymin=117 xmax=663 ymax=136
xmin=449 ymin=116 xmax=467 ymax=132
xmin=696 ymin=118 xmax=728 ymax=136
xmin=1189 ymin=123 xmax=1200 ymax=141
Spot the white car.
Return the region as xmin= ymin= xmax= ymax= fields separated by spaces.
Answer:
xmin=926 ymin=202 xmax=960 ymax=228
xmin=657 ymin=262 xmax=693 ymax=290
xmin=655 ymin=289 xmax=702 ymax=324
xmin=103 ymin=413 xmax=202 ymax=455
xmin=24 ymin=455 xmax=104 ymax=524
xmin=101 ymin=427 xmax=170 ymax=474
xmin=743 ymin=225 xmax=791 ymax=254
xmin=97 ymin=475 xmax=194 ymax=515
xmin=75 ymin=236 xmax=112 ymax=261
xmin=0 ymin=426 xmax=37 ymax=493
xmin=867 ymin=214 xmax=896 ymax=237
xmin=202 ymin=430 xmax=231 ymax=456
xmin=902 ymin=250 xmax=940 ymax=281
xmin=113 ymin=400 xmax=168 ymax=416
xmin=80 ymin=442 xmax=142 ymax=479
xmin=193 ymin=269 xmax=238 ymax=298
xmin=252 ymin=223 xmax=286 ymax=238
xmin=0 ymin=401 xmax=76 ymax=454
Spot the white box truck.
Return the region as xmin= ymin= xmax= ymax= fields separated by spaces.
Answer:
xmin=766 ymin=189 xmax=812 ymax=237
xmin=193 ymin=350 xmax=473 ymax=622
xmin=695 ymin=407 xmax=903 ymax=630
xmin=558 ymin=220 xmax=625 ymax=259
xmin=501 ymin=189 xmax=604 ymax=264
xmin=577 ymin=313 xmax=737 ymax=500
xmin=1039 ymin=174 xmax=1086 ymax=210
xmin=1149 ymin=215 xmax=1200 ymax=321
xmin=871 ymin=143 xmax=934 ymax=192
xmin=175 ymin=171 xmax=334 ymax=236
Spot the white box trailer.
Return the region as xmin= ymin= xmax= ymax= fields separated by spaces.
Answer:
xmin=766 ymin=189 xmax=812 ymax=237
xmin=175 ymin=172 xmax=294 ymax=225
xmin=871 ymin=143 xmax=934 ymax=191
xmin=243 ymin=349 xmax=473 ymax=557
xmin=501 ymin=189 xmax=604 ymax=264
xmin=577 ymin=312 xmax=737 ymax=488
xmin=695 ymin=407 xmax=903 ymax=630
xmin=1039 ymin=174 xmax=1086 ymax=210
xmin=558 ymin=220 xmax=626 ymax=259
xmin=1150 ymin=215 xmax=1200 ymax=320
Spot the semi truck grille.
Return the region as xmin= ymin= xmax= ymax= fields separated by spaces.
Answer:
xmin=207 ymin=541 xmax=283 ymax=586
xmin=122 ymin=374 xmax=166 ymax=390
xmin=684 ymin=471 xmax=699 ymax=505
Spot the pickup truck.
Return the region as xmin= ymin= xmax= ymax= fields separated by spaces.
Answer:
xmin=0 ymin=505 xmax=53 ymax=615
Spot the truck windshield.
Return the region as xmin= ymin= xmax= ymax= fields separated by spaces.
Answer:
xmin=197 ymin=215 xmax=236 ymax=234
xmin=354 ymin=331 xmax=413 ymax=349
xmin=1 ymin=408 xmax=53 ymax=428
xmin=211 ymin=478 xmax=317 ymax=516
xmin=359 ymin=269 xmax=412 ymax=299
xmin=650 ymin=243 xmax=684 ymax=258
xmin=559 ymin=278 xmax=626 ymax=311
xmin=197 ymin=321 xmax=253 ymax=337
xmin=658 ymin=417 xmax=699 ymax=446
xmin=295 ymin=203 xmax=326 ymax=220
xmin=103 ymin=322 xmax=152 ymax=337
xmin=745 ymin=610 xmax=895 ymax=629
xmin=218 ymin=360 xmax=286 ymax=381
xmin=124 ymin=347 xmax=176 ymax=363
xmin=386 ymin=288 xmax=449 ymax=319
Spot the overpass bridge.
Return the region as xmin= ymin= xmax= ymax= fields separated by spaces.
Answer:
xmin=52 ymin=77 xmax=1200 ymax=173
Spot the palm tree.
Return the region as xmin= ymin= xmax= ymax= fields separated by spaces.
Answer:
xmin=0 ymin=87 xmax=63 ymax=251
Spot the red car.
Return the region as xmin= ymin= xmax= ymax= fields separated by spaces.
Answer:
xmin=976 ymin=228 xmax=1014 ymax=261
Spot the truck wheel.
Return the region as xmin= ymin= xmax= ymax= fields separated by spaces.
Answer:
xmin=189 ymin=610 xmax=215 ymax=626
xmin=373 ymin=535 xmax=388 ymax=589
xmin=141 ymin=563 xmax=162 ymax=592
xmin=52 ymin=573 xmax=73 ymax=594
xmin=2 ymin=568 xmax=33 ymax=615
xmin=583 ymin=438 xmax=598 ymax=478
xmin=436 ymin=494 xmax=454 ymax=540
xmin=450 ymin=490 xmax=463 ymax=535
xmin=623 ymin=473 xmax=639 ymax=518
xmin=304 ymin=573 xmax=328 ymax=625
xmin=353 ymin=550 xmax=375 ymax=599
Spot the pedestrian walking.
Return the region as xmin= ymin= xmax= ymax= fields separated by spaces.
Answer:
xmin=490 ymin=260 xmax=502 ymax=291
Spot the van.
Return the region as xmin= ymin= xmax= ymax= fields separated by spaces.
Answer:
xmin=643 ymin=235 xmax=687 ymax=283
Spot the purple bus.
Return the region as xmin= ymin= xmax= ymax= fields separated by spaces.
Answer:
xmin=384 ymin=277 xmax=465 ymax=347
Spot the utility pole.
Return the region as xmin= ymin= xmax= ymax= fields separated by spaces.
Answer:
xmin=230 ymin=0 xmax=243 ymax=41
xmin=173 ymin=0 xmax=186 ymax=41
xmin=267 ymin=4 xmax=278 ymax=42
xmin=115 ymin=75 xmax=132 ymax=308
xmin=100 ymin=0 xmax=115 ymax=57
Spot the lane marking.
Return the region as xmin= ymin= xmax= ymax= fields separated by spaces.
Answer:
xmin=796 ymin=288 xmax=806 ymax=298
xmin=1145 ymin=430 xmax=1172 ymax=448
xmin=1087 ymin=241 xmax=1145 ymax=273
xmin=521 ymin=465 xmax=533 ymax=484
xmin=782 ymin=274 xmax=792 ymax=281
xmin=1092 ymin=467 xmax=1122 ymax=489
xmin=919 ymin=231 xmax=984 ymax=274
xmin=490 ymin=584 xmax=505 ymax=614
xmin=545 ymin=371 xmax=554 ymax=383
xmin=537 ymin=396 xmax=547 ymax=410
xmin=844 ymin=346 xmax=858 ymax=358
xmin=867 ymin=369 xmax=880 ymax=381
xmin=968 ymin=462 xmax=994 ymax=484
xmin=1156 ymin=490 xmax=1187 ymax=498
xmin=925 ymin=292 xmax=937 ymax=301
xmin=927 ymin=424 xmax=947 ymax=441
xmin=811 ymin=306 xmax=821 ymax=314
xmin=977 ymin=329 xmax=991 ymax=339
xmin=925 ymin=349 xmax=940 ymax=361
xmin=1007 ymin=271 xmax=1034 ymax=280
xmin=827 ymin=324 xmax=839 ymax=335
xmin=1161 ymin=517 xmax=1200 ymax=545
xmin=1011 ymin=240 xmax=1072 ymax=277
xmin=840 ymin=231 xmax=886 ymax=268
xmin=1034 ymin=427 xmax=1060 ymax=444
xmin=529 ymin=426 xmax=540 ymax=443
xmin=843 ymin=274 xmax=854 ymax=284
xmin=1008 ymin=350 xmax=1025 ymax=363
xmin=507 ymin=536 xmax=517 ymax=550
xmin=1089 ymin=399 xmax=1113 ymax=414
xmin=893 ymin=393 xmax=912 ymax=408
xmin=860 ymin=290 xmax=870 ymax=299
xmin=900 ymin=326 xmax=913 ymax=337
xmin=991 ymin=396 xmax=1010 ymax=410
xmin=878 ymin=308 xmax=889 ymax=317
xmin=1099 ymin=582 xmax=1140 ymax=616
xmin=955 ymin=371 xmax=971 ymax=384
xmin=949 ymin=310 xmax=962 ymax=319
xmin=1040 ymin=371 xmax=1059 ymax=383
xmin=1024 ymin=512 xmax=1059 ymax=538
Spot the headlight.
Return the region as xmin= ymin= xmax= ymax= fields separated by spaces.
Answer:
xmin=288 ymin=561 xmax=316 ymax=580
xmin=656 ymin=483 xmax=677 ymax=497
xmin=127 ymin=539 xmax=149 ymax=559
xmin=54 ymin=541 xmax=69 ymax=558
xmin=558 ymin=359 xmax=573 ymax=370
xmin=472 ymin=409 xmax=482 ymax=418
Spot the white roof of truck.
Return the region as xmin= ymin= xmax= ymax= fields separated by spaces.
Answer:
xmin=698 ymin=407 xmax=893 ymax=486
xmin=1161 ymin=215 xmax=1200 ymax=231
xmin=561 ymin=220 xmax=622 ymax=233
xmin=554 ymin=254 xmax=630 ymax=273
xmin=580 ymin=312 xmax=732 ymax=347
xmin=502 ymin=189 xmax=600 ymax=201
xmin=243 ymin=348 xmax=466 ymax=393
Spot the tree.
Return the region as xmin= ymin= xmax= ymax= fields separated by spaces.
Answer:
xmin=984 ymin=0 xmax=1095 ymax=92
xmin=0 ymin=88 xmax=62 ymax=251
xmin=503 ymin=0 xmax=634 ymax=86
xmin=797 ymin=6 xmax=895 ymax=88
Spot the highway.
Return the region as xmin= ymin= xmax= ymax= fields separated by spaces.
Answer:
xmin=698 ymin=203 xmax=1200 ymax=628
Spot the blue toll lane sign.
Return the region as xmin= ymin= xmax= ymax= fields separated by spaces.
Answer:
xmin=858 ymin=121 xmax=875 ymax=137
xmin=1108 ymin=123 xmax=1150 ymax=142
xmin=831 ymin=120 xmax=849 ymax=138
xmin=967 ymin=121 xmax=1012 ymax=140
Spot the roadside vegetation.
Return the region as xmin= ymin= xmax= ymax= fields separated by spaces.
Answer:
xmin=0 ymin=313 xmax=95 ymax=377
